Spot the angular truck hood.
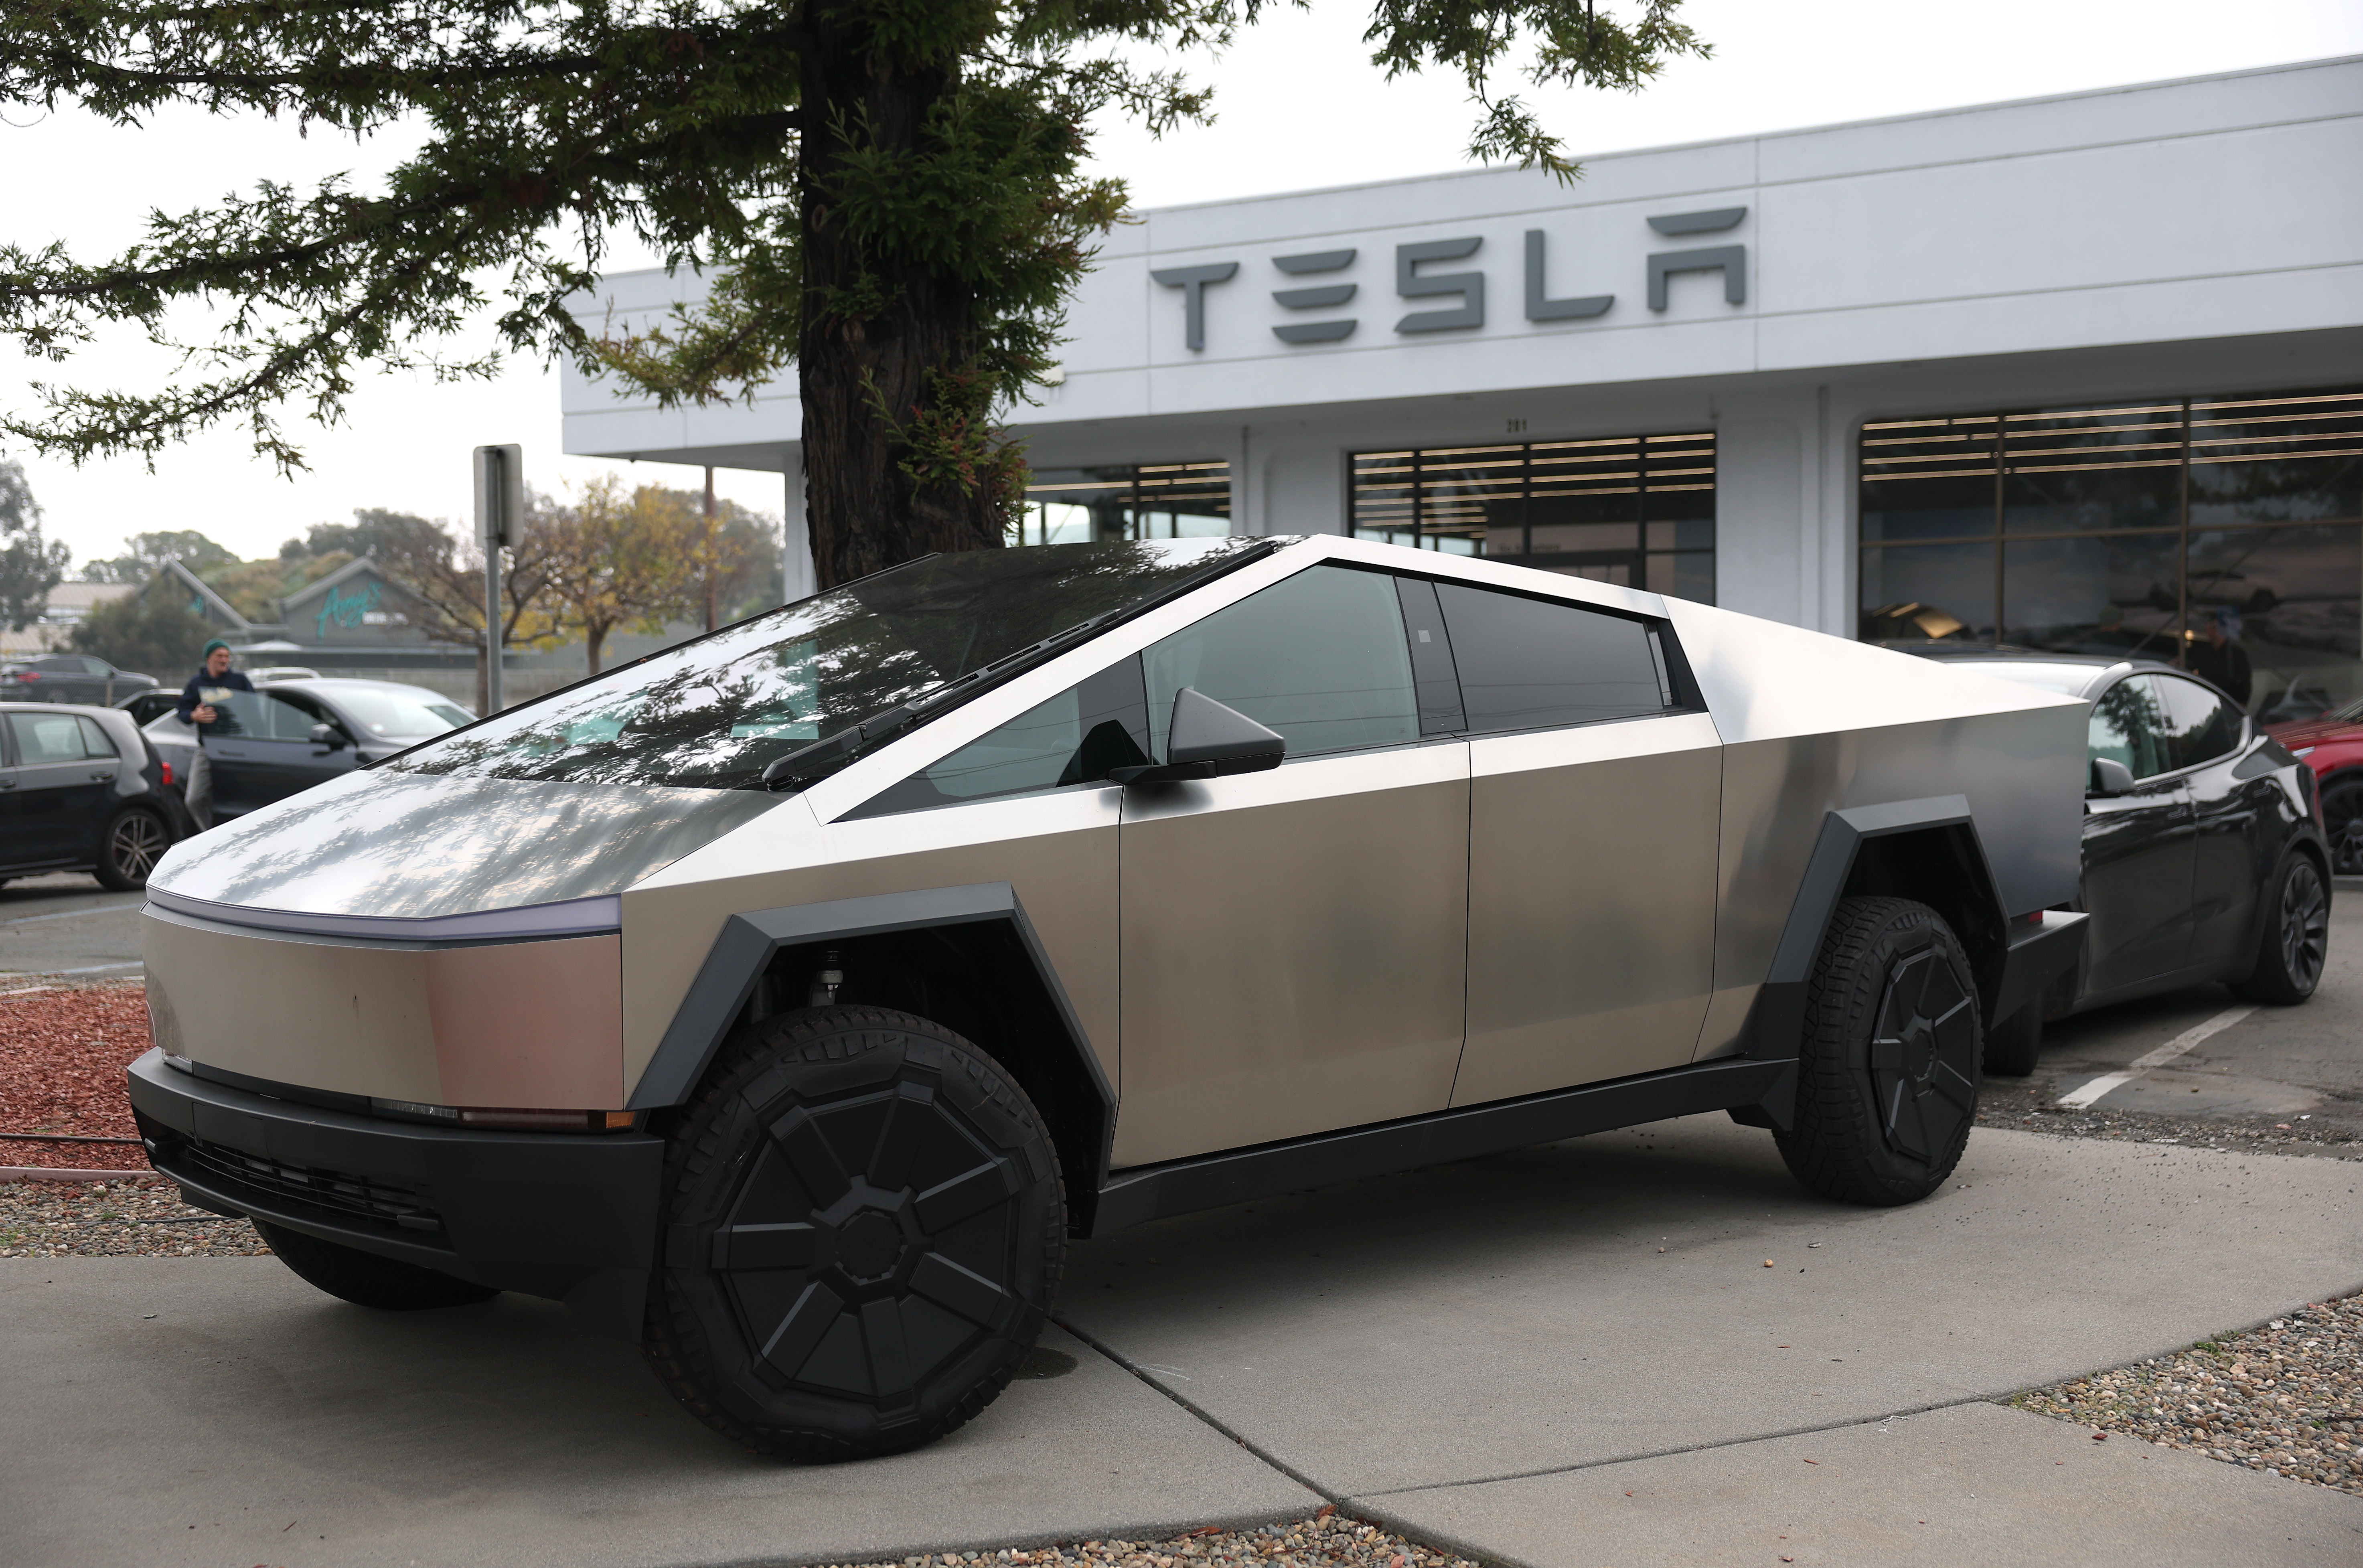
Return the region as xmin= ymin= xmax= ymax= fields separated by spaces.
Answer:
xmin=147 ymin=767 xmax=780 ymax=922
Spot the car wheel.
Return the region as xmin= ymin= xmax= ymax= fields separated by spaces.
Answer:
xmin=1983 ymin=1003 xmax=2042 ymax=1078
xmin=2321 ymin=778 xmax=2363 ymax=877
xmin=643 ymin=1005 xmax=1065 ymax=1462
xmin=93 ymin=807 xmax=171 ymax=891
xmin=253 ymin=1220 xmax=501 ymax=1310
xmin=2230 ymin=853 xmax=2329 ymax=1006
xmin=1775 ymin=896 xmax=1982 ymax=1207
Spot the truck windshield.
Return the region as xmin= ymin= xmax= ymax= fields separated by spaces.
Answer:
xmin=389 ymin=538 xmax=1265 ymax=789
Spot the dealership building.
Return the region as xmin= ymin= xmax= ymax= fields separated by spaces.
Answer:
xmin=564 ymin=55 xmax=2363 ymax=719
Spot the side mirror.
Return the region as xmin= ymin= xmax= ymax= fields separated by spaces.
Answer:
xmin=309 ymin=722 xmax=350 ymax=751
xmin=1110 ymin=688 xmax=1286 ymax=785
xmin=2089 ymin=756 xmax=2136 ymax=797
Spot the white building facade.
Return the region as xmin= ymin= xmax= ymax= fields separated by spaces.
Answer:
xmin=565 ymin=56 xmax=2363 ymax=718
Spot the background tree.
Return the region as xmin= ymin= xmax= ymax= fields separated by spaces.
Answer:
xmin=78 ymin=528 xmax=239 ymax=583
xmin=539 ymin=476 xmax=701 ymax=674
xmin=67 ymin=589 xmax=209 ymax=676
xmin=359 ymin=504 xmax=565 ymax=711
xmin=0 ymin=457 xmax=69 ymax=632
xmin=1 ymin=2 xmax=1708 ymax=590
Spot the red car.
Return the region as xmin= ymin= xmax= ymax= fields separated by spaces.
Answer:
xmin=2266 ymin=703 xmax=2363 ymax=875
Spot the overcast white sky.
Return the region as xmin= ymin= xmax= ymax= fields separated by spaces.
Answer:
xmin=5 ymin=0 xmax=2359 ymax=569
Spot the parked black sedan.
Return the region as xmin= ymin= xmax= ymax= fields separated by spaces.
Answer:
xmin=1914 ymin=650 xmax=2329 ymax=1074
xmin=0 ymin=701 xmax=189 ymax=890
xmin=2 ymin=653 xmax=159 ymax=706
xmin=141 ymin=677 xmax=474 ymax=820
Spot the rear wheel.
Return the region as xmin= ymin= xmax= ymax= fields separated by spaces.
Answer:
xmin=93 ymin=807 xmax=170 ymax=891
xmin=1776 ymin=896 xmax=1982 ymax=1207
xmin=644 ymin=1006 xmax=1065 ymax=1462
xmin=2320 ymin=778 xmax=2363 ymax=877
xmin=254 ymin=1221 xmax=501 ymax=1310
xmin=1983 ymin=1003 xmax=2043 ymax=1078
xmin=2231 ymin=853 xmax=2329 ymax=1005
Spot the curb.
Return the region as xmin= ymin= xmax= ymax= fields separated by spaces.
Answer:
xmin=0 ymin=1166 xmax=158 ymax=1183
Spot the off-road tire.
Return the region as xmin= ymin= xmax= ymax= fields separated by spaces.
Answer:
xmin=642 ymin=1006 xmax=1065 ymax=1463
xmin=1982 ymin=1003 xmax=2043 ymax=1078
xmin=93 ymin=806 xmax=170 ymax=891
xmin=2231 ymin=852 xmax=2329 ymax=1006
xmin=1776 ymin=897 xmax=1982 ymax=1206
xmin=254 ymin=1220 xmax=501 ymax=1310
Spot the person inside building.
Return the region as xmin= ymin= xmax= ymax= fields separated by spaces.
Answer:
xmin=2185 ymin=608 xmax=2254 ymax=707
xmin=174 ymin=639 xmax=253 ymax=830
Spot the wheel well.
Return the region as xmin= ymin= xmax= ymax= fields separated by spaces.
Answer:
xmin=1839 ymin=825 xmax=2008 ymax=1021
xmin=733 ymin=924 xmax=1112 ymax=1236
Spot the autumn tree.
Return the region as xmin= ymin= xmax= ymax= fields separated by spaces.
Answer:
xmin=354 ymin=505 xmax=564 ymax=711
xmin=0 ymin=2 xmax=1710 ymax=590
xmin=539 ymin=476 xmax=701 ymax=673
xmin=78 ymin=529 xmax=238 ymax=583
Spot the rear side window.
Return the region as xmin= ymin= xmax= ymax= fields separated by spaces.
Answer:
xmin=2088 ymin=678 xmax=2171 ymax=778
xmin=76 ymin=717 xmax=120 ymax=758
xmin=1432 ymin=583 xmax=1670 ymax=733
xmin=2151 ymin=674 xmax=2239 ymax=770
xmin=5 ymin=711 xmax=105 ymax=763
xmin=1142 ymin=565 xmax=1419 ymax=758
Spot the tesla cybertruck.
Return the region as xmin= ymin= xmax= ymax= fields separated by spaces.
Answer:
xmin=128 ymin=535 xmax=2088 ymax=1459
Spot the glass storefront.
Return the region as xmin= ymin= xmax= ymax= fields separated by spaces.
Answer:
xmin=1014 ymin=460 xmax=1231 ymax=546
xmin=1859 ymin=386 xmax=2363 ymax=720
xmin=1350 ymin=432 xmax=1716 ymax=602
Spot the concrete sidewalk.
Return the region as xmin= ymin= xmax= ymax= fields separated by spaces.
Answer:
xmin=6 ymin=1120 xmax=2359 ymax=1567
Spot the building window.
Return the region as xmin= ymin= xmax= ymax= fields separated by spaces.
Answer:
xmin=1015 ymin=460 xmax=1231 ymax=546
xmin=1858 ymin=385 xmax=2363 ymax=720
xmin=1350 ymin=432 xmax=1716 ymax=603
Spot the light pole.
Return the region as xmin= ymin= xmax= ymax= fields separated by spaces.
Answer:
xmin=472 ymin=443 xmax=522 ymax=715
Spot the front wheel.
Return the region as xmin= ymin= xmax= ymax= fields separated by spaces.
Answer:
xmin=1776 ymin=896 xmax=1982 ymax=1207
xmin=254 ymin=1221 xmax=501 ymax=1310
xmin=2321 ymin=778 xmax=2363 ymax=877
xmin=93 ymin=807 xmax=170 ymax=891
xmin=643 ymin=1006 xmax=1066 ymax=1462
xmin=2231 ymin=853 xmax=2329 ymax=1005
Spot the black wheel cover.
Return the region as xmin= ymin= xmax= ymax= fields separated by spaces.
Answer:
xmin=1866 ymin=943 xmax=1980 ymax=1163
xmin=648 ymin=1008 xmax=1062 ymax=1458
xmin=2279 ymin=857 xmax=2329 ymax=993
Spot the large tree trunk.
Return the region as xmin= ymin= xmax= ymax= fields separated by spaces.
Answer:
xmin=797 ymin=20 xmax=1005 ymax=590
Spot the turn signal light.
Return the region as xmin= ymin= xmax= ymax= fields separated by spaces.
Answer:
xmin=370 ymin=1098 xmax=636 ymax=1132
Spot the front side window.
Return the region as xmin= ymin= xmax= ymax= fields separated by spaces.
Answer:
xmin=390 ymin=539 xmax=1261 ymax=790
xmin=851 ymin=660 xmax=1151 ymax=817
xmin=1141 ymin=565 xmax=1419 ymax=760
xmin=2089 ymin=678 xmax=2171 ymax=779
xmin=1433 ymin=582 xmax=1670 ymax=733
xmin=2152 ymin=673 xmax=2239 ymax=770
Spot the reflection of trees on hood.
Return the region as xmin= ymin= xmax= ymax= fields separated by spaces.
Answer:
xmin=157 ymin=771 xmax=780 ymax=918
xmin=395 ymin=539 xmax=1260 ymax=790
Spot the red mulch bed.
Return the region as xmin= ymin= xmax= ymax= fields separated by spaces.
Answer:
xmin=0 ymin=984 xmax=155 ymax=1171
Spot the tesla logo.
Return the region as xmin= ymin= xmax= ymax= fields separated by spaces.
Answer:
xmin=1154 ymin=208 xmax=1747 ymax=351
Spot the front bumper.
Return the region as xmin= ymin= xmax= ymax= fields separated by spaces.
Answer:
xmin=127 ymin=1049 xmax=662 ymax=1339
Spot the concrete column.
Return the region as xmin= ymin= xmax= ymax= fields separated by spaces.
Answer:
xmin=781 ymin=446 xmax=815 ymax=603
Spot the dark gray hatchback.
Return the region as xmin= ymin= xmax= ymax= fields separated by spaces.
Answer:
xmin=0 ymin=701 xmax=188 ymax=889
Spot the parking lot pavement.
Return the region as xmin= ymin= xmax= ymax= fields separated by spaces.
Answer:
xmin=0 ymin=873 xmax=144 ymax=980
xmin=2001 ymin=892 xmax=2363 ymax=1141
xmin=8 ymin=1120 xmax=2359 ymax=1568
xmin=0 ymin=1261 xmax=1317 ymax=1568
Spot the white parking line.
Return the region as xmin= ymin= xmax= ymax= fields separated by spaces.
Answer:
xmin=2055 ymin=1005 xmax=2258 ymax=1109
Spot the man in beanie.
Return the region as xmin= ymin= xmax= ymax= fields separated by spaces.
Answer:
xmin=174 ymin=639 xmax=253 ymax=829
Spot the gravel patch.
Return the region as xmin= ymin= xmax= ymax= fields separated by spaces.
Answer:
xmin=798 ymin=1510 xmax=1471 ymax=1568
xmin=2012 ymin=1295 xmax=2363 ymax=1497
xmin=1976 ymin=1078 xmax=2363 ymax=1162
xmin=0 ymin=979 xmax=155 ymax=1172
xmin=0 ymin=1175 xmax=268 ymax=1258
